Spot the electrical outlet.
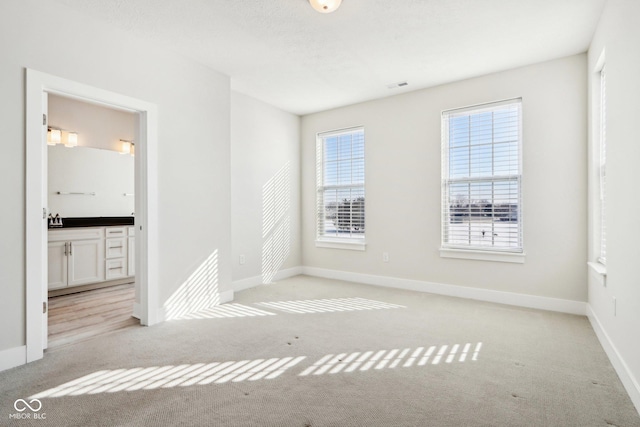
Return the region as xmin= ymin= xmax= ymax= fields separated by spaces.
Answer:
xmin=239 ymin=254 xmax=246 ymax=265
xmin=613 ymin=297 xmax=616 ymax=316
xmin=383 ymin=252 xmax=389 ymax=263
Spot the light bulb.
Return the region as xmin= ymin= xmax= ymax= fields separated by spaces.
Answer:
xmin=65 ymin=132 xmax=78 ymax=148
xmin=49 ymin=128 xmax=61 ymax=145
xmin=309 ymin=0 xmax=342 ymax=14
xmin=120 ymin=140 xmax=131 ymax=155
xmin=47 ymin=129 xmax=55 ymax=146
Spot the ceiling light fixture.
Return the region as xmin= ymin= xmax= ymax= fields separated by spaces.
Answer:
xmin=309 ymin=0 xmax=342 ymax=14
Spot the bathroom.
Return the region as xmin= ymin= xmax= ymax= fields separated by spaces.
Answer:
xmin=46 ymin=94 xmax=139 ymax=348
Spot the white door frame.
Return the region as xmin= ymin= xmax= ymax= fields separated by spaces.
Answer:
xmin=25 ymin=69 xmax=159 ymax=363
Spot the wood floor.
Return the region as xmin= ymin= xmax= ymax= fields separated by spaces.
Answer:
xmin=48 ymin=283 xmax=139 ymax=349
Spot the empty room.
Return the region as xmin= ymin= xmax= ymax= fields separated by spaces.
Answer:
xmin=1 ymin=0 xmax=639 ymax=425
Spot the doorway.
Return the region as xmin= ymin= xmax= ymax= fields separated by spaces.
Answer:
xmin=26 ymin=69 xmax=159 ymax=363
xmin=45 ymin=94 xmax=139 ymax=348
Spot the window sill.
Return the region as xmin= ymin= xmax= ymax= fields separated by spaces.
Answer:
xmin=316 ymin=239 xmax=366 ymax=251
xmin=439 ymin=248 xmax=525 ymax=264
xmin=588 ymin=261 xmax=607 ymax=287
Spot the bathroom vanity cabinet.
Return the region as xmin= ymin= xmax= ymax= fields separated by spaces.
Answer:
xmin=48 ymin=225 xmax=134 ymax=291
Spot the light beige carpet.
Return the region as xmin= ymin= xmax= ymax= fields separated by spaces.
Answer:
xmin=1 ymin=275 xmax=639 ymax=426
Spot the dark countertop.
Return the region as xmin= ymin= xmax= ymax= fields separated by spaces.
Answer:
xmin=48 ymin=216 xmax=134 ymax=229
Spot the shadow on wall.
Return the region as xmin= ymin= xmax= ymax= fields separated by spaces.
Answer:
xmin=262 ymin=162 xmax=291 ymax=284
xmin=164 ymin=250 xmax=220 ymax=320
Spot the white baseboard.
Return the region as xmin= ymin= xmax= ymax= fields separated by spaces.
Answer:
xmin=587 ymin=305 xmax=640 ymax=414
xmin=302 ymin=266 xmax=587 ymax=315
xmin=0 ymin=346 xmax=26 ymax=373
xmin=233 ymin=267 xmax=304 ymax=293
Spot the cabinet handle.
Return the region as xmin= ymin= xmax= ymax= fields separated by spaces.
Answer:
xmin=110 ymin=246 xmax=124 ymax=249
xmin=69 ymin=242 xmax=72 ymax=256
xmin=109 ymin=231 xmax=124 ymax=234
xmin=64 ymin=242 xmax=68 ymax=256
xmin=109 ymin=267 xmax=123 ymax=270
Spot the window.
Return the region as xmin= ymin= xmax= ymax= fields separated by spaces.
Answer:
xmin=316 ymin=127 xmax=365 ymax=249
xmin=441 ymin=99 xmax=523 ymax=255
xmin=598 ymin=66 xmax=607 ymax=264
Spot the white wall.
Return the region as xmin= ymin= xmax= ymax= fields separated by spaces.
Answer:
xmin=587 ymin=0 xmax=640 ymax=411
xmin=0 ymin=0 xmax=232 ymax=353
xmin=231 ymin=92 xmax=301 ymax=286
xmin=48 ymin=94 xmax=136 ymax=152
xmin=301 ymin=54 xmax=587 ymax=302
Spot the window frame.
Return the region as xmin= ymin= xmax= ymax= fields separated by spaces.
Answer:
xmin=440 ymin=98 xmax=525 ymax=263
xmin=588 ymin=49 xmax=607 ymax=284
xmin=597 ymin=64 xmax=607 ymax=266
xmin=315 ymin=126 xmax=366 ymax=251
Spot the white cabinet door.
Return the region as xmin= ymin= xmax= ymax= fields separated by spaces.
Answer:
xmin=128 ymin=236 xmax=135 ymax=277
xmin=68 ymin=239 xmax=105 ymax=287
xmin=47 ymin=241 xmax=68 ymax=290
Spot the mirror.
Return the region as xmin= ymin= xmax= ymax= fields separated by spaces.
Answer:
xmin=48 ymin=145 xmax=134 ymax=217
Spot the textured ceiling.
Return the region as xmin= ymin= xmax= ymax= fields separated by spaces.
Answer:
xmin=55 ymin=0 xmax=606 ymax=115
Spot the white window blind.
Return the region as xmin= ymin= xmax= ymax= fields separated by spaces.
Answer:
xmin=441 ymin=99 xmax=523 ymax=252
xmin=599 ymin=66 xmax=607 ymax=264
xmin=316 ymin=127 xmax=365 ymax=241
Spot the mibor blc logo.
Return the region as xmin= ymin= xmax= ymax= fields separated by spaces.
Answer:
xmin=9 ymin=398 xmax=46 ymax=420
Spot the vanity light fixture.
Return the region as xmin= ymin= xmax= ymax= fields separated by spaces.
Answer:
xmin=120 ymin=139 xmax=134 ymax=156
xmin=120 ymin=139 xmax=131 ymax=155
xmin=48 ymin=127 xmax=78 ymax=147
xmin=65 ymin=132 xmax=78 ymax=148
xmin=47 ymin=128 xmax=61 ymax=146
xmin=309 ymin=0 xmax=342 ymax=14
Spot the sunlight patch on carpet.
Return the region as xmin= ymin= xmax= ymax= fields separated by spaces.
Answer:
xmin=257 ymin=297 xmax=405 ymax=314
xmin=30 ymin=343 xmax=482 ymax=399
xmin=175 ymin=303 xmax=276 ymax=319
xmin=298 ymin=343 xmax=482 ymax=376
xmin=31 ymin=357 xmax=306 ymax=398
